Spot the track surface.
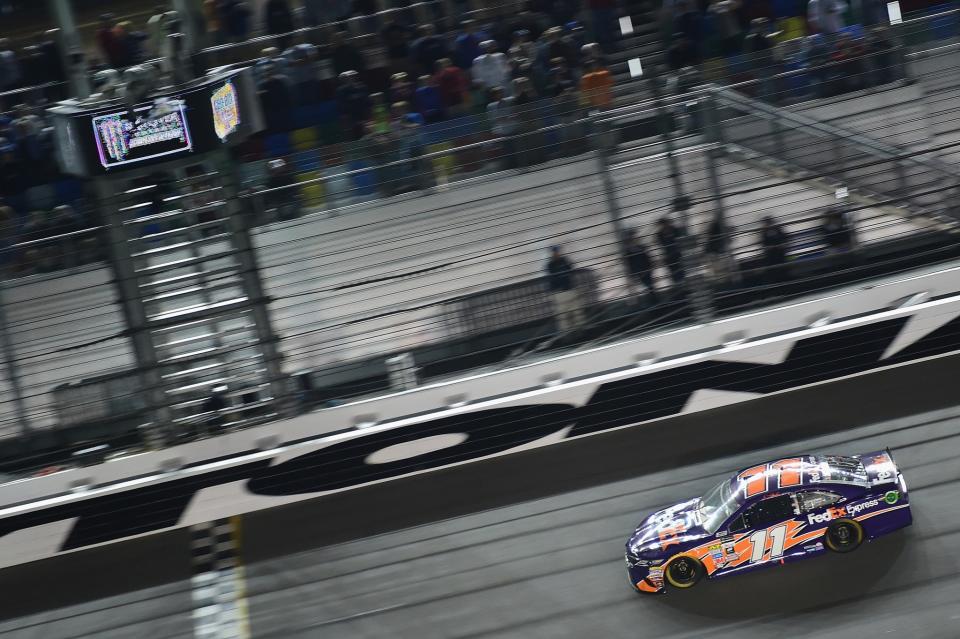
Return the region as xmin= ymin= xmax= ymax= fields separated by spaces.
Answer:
xmin=3 ymin=354 xmax=960 ymax=638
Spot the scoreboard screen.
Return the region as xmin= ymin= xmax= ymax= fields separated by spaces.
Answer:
xmin=92 ymin=102 xmax=193 ymax=169
xmin=49 ymin=67 xmax=263 ymax=177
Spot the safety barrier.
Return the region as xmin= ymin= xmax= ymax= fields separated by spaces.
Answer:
xmin=1 ymin=262 xmax=960 ymax=569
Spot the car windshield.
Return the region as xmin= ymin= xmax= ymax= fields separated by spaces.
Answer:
xmin=698 ymin=478 xmax=740 ymax=534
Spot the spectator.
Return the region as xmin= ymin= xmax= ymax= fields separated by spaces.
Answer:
xmin=509 ymin=29 xmax=536 ymax=64
xmin=202 ymin=0 xmax=222 ymax=46
xmin=381 ymin=16 xmax=412 ymax=73
xmin=96 ymin=14 xmax=124 ymax=68
xmin=222 ymin=0 xmax=252 ymax=42
xmin=588 ymin=0 xmax=617 ymax=53
xmin=759 ymin=215 xmax=788 ymax=282
xmin=704 ymin=217 xmax=740 ymax=285
xmin=867 ymin=26 xmax=896 ymax=86
xmin=546 ymin=56 xmax=575 ymax=98
xmin=389 ymin=71 xmax=415 ymax=105
xmin=455 ymin=19 xmax=485 ymax=70
xmin=667 ymin=35 xmax=697 ymax=72
xmin=546 ymin=245 xmax=585 ymax=333
xmin=258 ymin=61 xmax=293 ymax=134
xmin=264 ymin=0 xmax=295 ymax=50
xmin=285 ymin=43 xmax=322 ymax=105
xmin=336 ymin=70 xmax=372 ymax=140
xmin=625 ymin=229 xmax=658 ymax=304
xmin=414 ymin=75 xmax=443 ymax=123
xmin=265 ymin=158 xmax=300 ymax=221
xmin=434 ymin=58 xmax=469 ymax=117
xmin=410 ymin=24 xmax=449 ymax=77
xmin=113 ymin=21 xmax=146 ymax=68
xmin=830 ymin=31 xmax=867 ymax=93
xmin=655 ymin=216 xmax=686 ymax=286
xmin=369 ymin=92 xmax=391 ymax=134
xmin=821 ymin=206 xmax=854 ymax=252
xmin=473 ymin=40 xmax=511 ymax=96
xmin=674 ymin=0 xmax=703 ymax=62
xmin=330 ymin=30 xmax=367 ymax=78
xmin=807 ymin=0 xmax=847 ymax=35
xmin=580 ymin=59 xmax=613 ymax=110
xmin=709 ymin=0 xmax=743 ymax=57
xmin=303 ymin=0 xmax=351 ymax=27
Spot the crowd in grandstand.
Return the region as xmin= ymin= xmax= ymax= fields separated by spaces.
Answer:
xmin=661 ymin=0 xmax=901 ymax=99
xmin=0 ymin=0 xmax=932 ymax=285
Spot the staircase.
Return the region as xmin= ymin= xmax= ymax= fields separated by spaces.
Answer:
xmin=706 ymin=85 xmax=960 ymax=233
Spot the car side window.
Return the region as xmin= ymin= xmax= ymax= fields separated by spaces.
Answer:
xmin=797 ymin=491 xmax=842 ymax=513
xmin=731 ymin=494 xmax=795 ymax=532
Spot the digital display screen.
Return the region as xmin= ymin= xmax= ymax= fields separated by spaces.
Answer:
xmin=211 ymin=81 xmax=241 ymax=142
xmin=91 ymin=103 xmax=193 ymax=169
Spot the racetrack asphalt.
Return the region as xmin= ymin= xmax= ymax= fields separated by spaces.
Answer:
xmin=2 ymin=353 xmax=960 ymax=638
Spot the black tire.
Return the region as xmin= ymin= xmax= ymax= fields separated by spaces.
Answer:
xmin=664 ymin=556 xmax=704 ymax=589
xmin=825 ymin=519 xmax=864 ymax=553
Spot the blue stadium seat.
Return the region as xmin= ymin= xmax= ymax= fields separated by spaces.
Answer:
xmin=292 ymin=149 xmax=323 ymax=173
xmin=928 ymin=5 xmax=959 ymax=39
xmin=265 ymin=133 xmax=292 ymax=158
xmin=839 ymin=24 xmax=865 ymax=40
xmin=347 ymin=160 xmax=377 ymax=197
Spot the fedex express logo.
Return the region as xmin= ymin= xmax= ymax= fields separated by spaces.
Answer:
xmin=807 ymin=505 xmax=848 ymax=525
xmin=807 ymin=498 xmax=884 ymax=524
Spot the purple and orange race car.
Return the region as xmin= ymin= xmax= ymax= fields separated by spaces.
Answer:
xmin=625 ymin=450 xmax=911 ymax=594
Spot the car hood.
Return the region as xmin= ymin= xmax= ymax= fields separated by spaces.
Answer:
xmin=627 ymin=497 xmax=710 ymax=555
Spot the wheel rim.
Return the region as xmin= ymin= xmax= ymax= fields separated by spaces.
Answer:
xmin=827 ymin=521 xmax=862 ymax=550
xmin=668 ymin=557 xmax=698 ymax=586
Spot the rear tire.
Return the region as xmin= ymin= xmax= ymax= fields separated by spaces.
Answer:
xmin=664 ymin=556 xmax=704 ymax=589
xmin=825 ymin=519 xmax=864 ymax=553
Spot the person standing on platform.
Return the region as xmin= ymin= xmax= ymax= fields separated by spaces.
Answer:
xmin=547 ymin=245 xmax=585 ymax=333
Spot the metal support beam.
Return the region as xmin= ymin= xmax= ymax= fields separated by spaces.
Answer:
xmin=213 ymin=150 xmax=289 ymax=418
xmin=47 ymin=0 xmax=90 ymax=99
xmin=94 ymin=178 xmax=172 ymax=448
xmin=649 ymin=70 xmax=713 ymax=322
xmin=593 ymin=119 xmax=635 ymax=297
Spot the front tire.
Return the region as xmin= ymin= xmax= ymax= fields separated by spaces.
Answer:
xmin=825 ymin=519 xmax=864 ymax=553
xmin=665 ymin=556 xmax=704 ymax=589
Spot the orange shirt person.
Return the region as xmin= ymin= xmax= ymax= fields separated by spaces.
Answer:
xmin=580 ymin=61 xmax=613 ymax=110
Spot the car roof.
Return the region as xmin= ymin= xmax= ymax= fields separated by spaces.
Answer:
xmin=728 ymin=454 xmax=870 ymax=504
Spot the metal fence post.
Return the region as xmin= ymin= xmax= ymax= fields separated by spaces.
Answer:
xmin=0 ymin=283 xmax=31 ymax=436
xmin=649 ymin=71 xmax=714 ymax=322
xmin=593 ymin=118 xmax=635 ymax=297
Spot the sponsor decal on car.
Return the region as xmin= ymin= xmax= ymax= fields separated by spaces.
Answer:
xmin=884 ymin=490 xmax=900 ymax=505
xmin=847 ymin=498 xmax=881 ymax=517
xmin=807 ymin=505 xmax=848 ymax=524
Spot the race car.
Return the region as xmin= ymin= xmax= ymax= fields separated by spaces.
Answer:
xmin=625 ymin=449 xmax=911 ymax=594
